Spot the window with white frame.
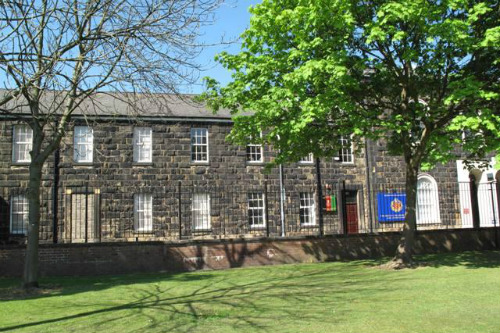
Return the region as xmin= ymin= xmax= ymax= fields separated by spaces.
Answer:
xmin=246 ymin=133 xmax=263 ymax=163
xmin=12 ymin=125 xmax=33 ymax=163
xmin=299 ymin=153 xmax=314 ymax=164
xmin=339 ymin=135 xmax=353 ymax=163
xmin=10 ymin=195 xmax=28 ymax=234
xmin=134 ymin=193 xmax=153 ymax=232
xmin=416 ymin=175 xmax=441 ymax=224
xmin=246 ymin=143 xmax=263 ymax=163
xmin=248 ymin=193 xmax=265 ymax=227
xmin=133 ymin=127 xmax=152 ymax=163
xmin=192 ymin=193 xmax=211 ymax=230
xmin=74 ymin=126 xmax=93 ymax=163
xmin=299 ymin=192 xmax=316 ymax=225
xmin=191 ymin=128 xmax=208 ymax=163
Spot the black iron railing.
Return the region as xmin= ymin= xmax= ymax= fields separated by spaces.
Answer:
xmin=1 ymin=180 xmax=499 ymax=243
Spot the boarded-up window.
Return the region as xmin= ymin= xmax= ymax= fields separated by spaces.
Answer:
xmin=71 ymin=194 xmax=96 ymax=242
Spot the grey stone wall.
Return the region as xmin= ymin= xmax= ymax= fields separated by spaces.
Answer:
xmin=365 ymin=137 xmax=466 ymax=230
xmin=0 ymin=117 xmax=475 ymax=243
xmin=0 ymin=118 xmax=372 ymax=242
xmin=0 ymin=121 xmax=56 ymax=242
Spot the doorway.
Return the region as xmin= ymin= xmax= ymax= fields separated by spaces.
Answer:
xmin=344 ymin=190 xmax=359 ymax=234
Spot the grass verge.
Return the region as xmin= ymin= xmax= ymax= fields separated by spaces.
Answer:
xmin=0 ymin=251 xmax=498 ymax=333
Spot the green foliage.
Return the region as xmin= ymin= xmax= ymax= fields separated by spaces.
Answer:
xmin=203 ymin=0 xmax=499 ymax=167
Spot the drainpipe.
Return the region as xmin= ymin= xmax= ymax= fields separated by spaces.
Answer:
xmin=364 ymin=138 xmax=374 ymax=233
xmin=315 ymin=157 xmax=324 ymax=237
xmin=275 ymin=134 xmax=286 ymax=237
xmin=52 ymin=122 xmax=60 ymax=244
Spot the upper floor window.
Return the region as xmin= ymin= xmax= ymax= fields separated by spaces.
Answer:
xmin=299 ymin=192 xmax=316 ymax=225
xmin=134 ymin=193 xmax=153 ymax=232
xmin=299 ymin=153 xmax=314 ymax=164
xmin=12 ymin=125 xmax=33 ymax=163
xmin=10 ymin=194 xmax=28 ymax=235
xmin=246 ymin=134 xmax=263 ymax=163
xmin=339 ymin=135 xmax=353 ymax=163
xmin=191 ymin=128 xmax=208 ymax=163
xmin=417 ymin=175 xmax=441 ymax=224
xmin=74 ymin=126 xmax=93 ymax=163
xmin=133 ymin=127 xmax=152 ymax=163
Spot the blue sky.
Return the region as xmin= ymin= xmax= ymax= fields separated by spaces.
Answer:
xmin=0 ymin=1 xmax=260 ymax=95
xmin=189 ymin=0 xmax=261 ymax=94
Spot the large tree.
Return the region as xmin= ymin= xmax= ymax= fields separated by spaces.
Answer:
xmin=203 ymin=0 xmax=500 ymax=267
xmin=0 ymin=0 xmax=221 ymax=288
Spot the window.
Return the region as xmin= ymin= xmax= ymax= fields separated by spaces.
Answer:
xmin=74 ymin=126 xmax=93 ymax=163
xmin=248 ymin=193 xmax=265 ymax=228
xmin=339 ymin=135 xmax=353 ymax=163
xmin=300 ymin=193 xmax=316 ymax=225
xmin=192 ymin=193 xmax=211 ymax=230
xmin=247 ymin=143 xmax=263 ymax=163
xmin=134 ymin=127 xmax=152 ymax=163
xmin=134 ymin=194 xmax=153 ymax=232
xmin=417 ymin=175 xmax=441 ymax=224
xmin=10 ymin=195 xmax=28 ymax=234
xmin=246 ymin=133 xmax=263 ymax=163
xmin=12 ymin=125 xmax=33 ymax=163
xmin=191 ymin=128 xmax=208 ymax=163
xmin=299 ymin=153 xmax=314 ymax=164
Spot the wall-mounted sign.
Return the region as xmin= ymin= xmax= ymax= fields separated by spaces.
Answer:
xmin=324 ymin=195 xmax=337 ymax=212
xmin=377 ymin=192 xmax=406 ymax=222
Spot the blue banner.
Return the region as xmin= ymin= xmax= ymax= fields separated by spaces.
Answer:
xmin=377 ymin=192 xmax=406 ymax=222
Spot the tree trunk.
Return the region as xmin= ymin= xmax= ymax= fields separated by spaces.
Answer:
xmin=391 ymin=162 xmax=419 ymax=268
xmin=23 ymin=162 xmax=43 ymax=289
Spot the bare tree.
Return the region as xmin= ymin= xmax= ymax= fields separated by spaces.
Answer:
xmin=0 ymin=0 xmax=221 ymax=288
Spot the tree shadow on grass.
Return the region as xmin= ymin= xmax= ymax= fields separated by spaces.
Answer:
xmin=358 ymin=250 xmax=500 ymax=270
xmin=415 ymin=250 xmax=500 ymax=269
xmin=0 ymin=265 xmax=403 ymax=333
xmin=0 ymin=272 xmax=216 ymax=301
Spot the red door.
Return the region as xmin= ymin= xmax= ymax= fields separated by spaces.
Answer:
xmin=346 ymin=203 xmax=358 ymax=234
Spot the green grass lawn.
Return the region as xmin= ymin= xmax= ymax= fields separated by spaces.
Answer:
xmin=0 ymin=251 xmax=499 ymax=333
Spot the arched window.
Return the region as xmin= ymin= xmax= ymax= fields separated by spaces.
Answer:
xmin=417 ymin=174 xmax=441 ymax=224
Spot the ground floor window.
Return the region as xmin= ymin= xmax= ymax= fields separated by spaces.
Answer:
xmin=10 ymin=195 xmax=28 ymax=234
xmin=192 ymin=193 xmax=211 ymax=230
xmin=417 ymin=175 xmax=441 ymax=224
xmin=300 ymin=192 xmax=316 ymax=226
xmin=248 ymin=193 xmax=265 ymax=228
xmin=134 ymin=193 xmax=153 ymax=232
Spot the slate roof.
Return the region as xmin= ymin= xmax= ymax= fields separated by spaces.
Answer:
xmin=0 ymin=90 xmax=234 ymax=120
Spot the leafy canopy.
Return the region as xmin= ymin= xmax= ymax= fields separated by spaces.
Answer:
xmin=203 ymin=0 xmax=499 ymax=167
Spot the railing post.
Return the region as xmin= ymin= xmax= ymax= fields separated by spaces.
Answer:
xmin=178 ymin=181 xmax=182 ymax=240
xmin=489 ymin=181 xmax=499 ymax=249
xmin=264 ymin=180 xmax=270 ymax=238
xmin=341 ymin=180 xmax=347 ymax=236
xmin=95 ymin=189 xmax=101 ymax=243
xmin=414 ymin=184 xmax=418 ymax=233
xmin=84 ymin=185 xmax=88 ymax=243
xmin=65 ymin=188 xmax=72 ymax=243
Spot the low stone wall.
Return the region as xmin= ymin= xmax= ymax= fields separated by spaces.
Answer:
xmin=1 ymin=228 xmax=498 ymax=277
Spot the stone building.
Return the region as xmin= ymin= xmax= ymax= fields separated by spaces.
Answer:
xmin=0 ymin=94 xmax=498 ymax=244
